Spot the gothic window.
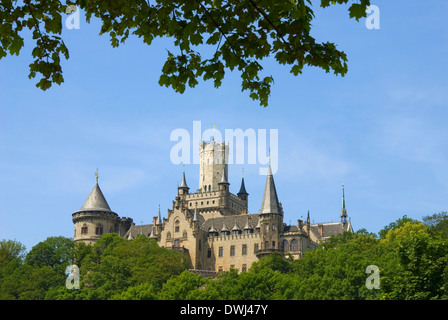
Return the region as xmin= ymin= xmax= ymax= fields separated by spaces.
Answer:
xmin=264 ymin=241 xmax=269 ymax=250
xmin=175 ymin=226 xmax=180 ymax=232
xmin=230 ymin=245 xmax=235 ymax=256
xmin=254 ymin=243 xmax=259 ymax=253
xmin=81 ymin=224 xmax=88 ymax=235
xmin=95 ymin=225 xmax=103 ymax=235
xmin=272 ymin=224 xmax=276 ymax=231
xmin=207 ymin=248 xmax=212 ymax=258
xmin=291 ymin=239 xmax=298 ymax=251
xmin=272 ymin=241 xmax=275 ymax=249
xmin=282 ymin=239 xmax=290 ymax=251
xmin=219 ymin=247 xmax=223 ymax=257
xmin=242 ymin=244 xmax=247 ymax=255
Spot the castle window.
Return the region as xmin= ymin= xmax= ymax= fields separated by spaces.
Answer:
xmin=167 ymin=232 xmax=171 ymax=239
xmin=230 ymin=245 xmax=235 ymax=256
xmin=183 ymin=231 xmax=188 ymax=238
xmin=291 ymin=239 xmax=298 ymax=251
xmin=264 ymin=241 xmax=269 ymax=250
xmin=175 ymin=226 xmax=180 ymax=232
xmin=207 ymin=248 xmax=212 ymax=258
xmin=95 ymin=225 xmax=103 ymax=235
xmin=254 ymin=244 xmax=259 ymax=253
xmin=212 ymin=200 xmax=215 ymax=204
xmin=272 ymin=241 xmax=275 ymax=249
xmin=219 ymin=247 xmax=223 ymax=257
xmin=282 ymin=239 xmax=290 ymax=251
xmin=218 ymin=266 xmax=223 ymax=272
xmin=242 ymin=244 xmax=247 ymax=255
xmin=272 ymin=224 xmax=276 ymax=231
xmin=81 ymin=224 xmax=88 ymax=235
xmin=242 ymin=264 xmax=247 ymax=272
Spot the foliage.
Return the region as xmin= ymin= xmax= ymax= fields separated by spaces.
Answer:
xmin=2 ymin=213 xmax=448 ymax=300
xmin=0 ymin=0 xmax=371 ymax=106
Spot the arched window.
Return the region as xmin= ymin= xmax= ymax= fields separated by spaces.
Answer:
xmin=81 ymin=224 xmax=88 ymax=235
xmin=282 ymin=239 xmax=290 ymax=251
xmin=291 ymin=239 xmax=299 ymax=251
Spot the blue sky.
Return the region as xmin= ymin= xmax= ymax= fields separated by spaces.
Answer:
xmin=1 ymin=1 xmax=447 ymax=251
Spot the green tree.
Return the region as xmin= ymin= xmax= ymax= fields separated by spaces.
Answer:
xmin=0 ymin=0 xmax=371 ymax=106
xmin=25 ymin=236 xmax=74 ymax=274
xmin=423 ymin=212 xmax=448 ymax=237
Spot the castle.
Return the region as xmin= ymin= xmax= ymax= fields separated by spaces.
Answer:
xmin=72 ymin=140 xmax=352 ymax=273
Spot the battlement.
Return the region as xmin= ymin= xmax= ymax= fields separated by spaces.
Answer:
xmin=206 ymin=232 xmax=260 ymax=243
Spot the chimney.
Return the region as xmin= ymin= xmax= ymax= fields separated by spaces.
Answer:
xmin=153 ymin=216 xmax=157 ymax=225
xmin=298 ymin=219 xmax=303 ymax=231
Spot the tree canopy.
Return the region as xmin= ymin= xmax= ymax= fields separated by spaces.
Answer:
xmin=1 ymin=213 xmax=448 ymax=300
xmin=1 ymin=0 xmax=372 ymax=106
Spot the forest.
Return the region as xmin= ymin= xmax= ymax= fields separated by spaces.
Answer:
xmin=1 ymin=213 xmax=448 ymax=300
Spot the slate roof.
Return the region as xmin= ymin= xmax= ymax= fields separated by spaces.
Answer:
xmin=77 ymin=183 xmax=112 ymax=212
xmin=125 ymin=224 xmax=155 ymax=239
xmin=260 ymin=166 xmax=281 ymax=215
xmin=202 ymin=214 xmax=260 ymax=233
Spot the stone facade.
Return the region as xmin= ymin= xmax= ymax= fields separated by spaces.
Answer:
xmin=72 ymin=140 xmax=353 ymax=272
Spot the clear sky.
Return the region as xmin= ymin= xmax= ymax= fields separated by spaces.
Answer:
xmin=1 ymin=1 xmax=447 ymax=252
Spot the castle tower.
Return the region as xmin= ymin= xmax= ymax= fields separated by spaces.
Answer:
xmin=258 ymin=165 xmax=283 ymax=253
xmin=199 ymin=140 xmax=229 ymax=192
xmin=72 ymin=173 xmax=132 ymax=244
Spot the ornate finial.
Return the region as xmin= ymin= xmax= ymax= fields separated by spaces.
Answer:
xmin=95 ymin=168 xmax=99 ymax=183
xmin=242 ymin=166 xmax=244 ymax=178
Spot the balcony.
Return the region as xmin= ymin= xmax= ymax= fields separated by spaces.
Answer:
xmin=255 ymin=248 xmax=282 ymax=258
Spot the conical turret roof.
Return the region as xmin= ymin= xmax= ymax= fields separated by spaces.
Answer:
xmin=179 ymin=170 xmax=189 ymax=189
xmin=260 ymin=165 xmax=281 ymax=215
xmin=237 ymin=177 xmax=248 ymax=195
xmin=79 ymin=182 xmax=112 ymax=212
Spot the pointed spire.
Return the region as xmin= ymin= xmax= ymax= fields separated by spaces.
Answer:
xmin=259 ymin=164 xmax=280 ymax=215
xmin=157 ymin=204 xmax=162 ymax=225
xmin=341 ymin=183 xmax=348 ymax=223
xmin=237 ymin=168 xmax=248 ymax=196
xmin=79 ymin=181 xmax=112 ymax=212
xmin=306 ymin=210 xmax=310 ymax=224
xmin=219 ymin=168 xmax=229 ymax=185
xmin=179 ymin=167 xmax=189 ymax=190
